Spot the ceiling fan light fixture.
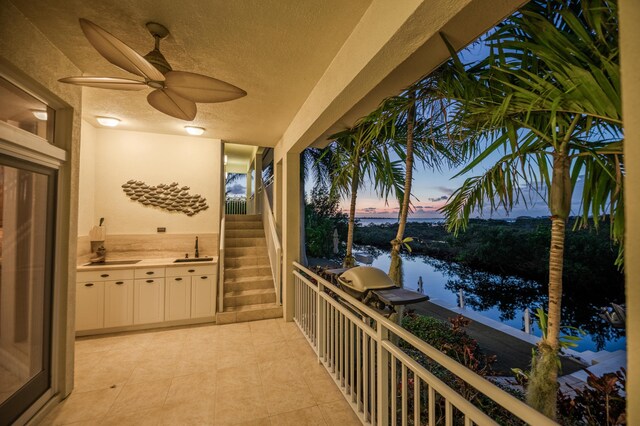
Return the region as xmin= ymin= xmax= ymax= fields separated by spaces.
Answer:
xmin=96 ymin=116 xmax=120 ymax=127
xmin=32 ymin=110 xmax=48 ymax=121
xmin=185 ymin=126 xmax=205 ymax=136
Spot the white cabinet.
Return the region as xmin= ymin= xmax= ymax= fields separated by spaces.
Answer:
xmin=134 ymin=278 xmax=165 ymax=324
xmin=76 ymin=281 xmax=104 ymax=331
xmin=165 ymin=276 xmax=191 ymax=321
xmin=191 ymin=274 xmax=215 ymax=318
xmin=104 ymin=279 xmax=134 ymax=327
xmin=166 ymin=265 xmax=217 ymax=319
xmin=76 ymin=261 xmax=217 ymax=335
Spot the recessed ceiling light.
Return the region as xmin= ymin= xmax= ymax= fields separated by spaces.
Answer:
xmin=32 ymin=110 xmax=48 ymax=121
xmin=185 ymin=126 xmax=205 ymax=136
xmin=96 ymin=116 xmax=120 ymax=127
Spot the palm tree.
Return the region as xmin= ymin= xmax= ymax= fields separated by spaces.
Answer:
xmin=439 ymin=0 xmax=622 ymax=418
xmin=328 ymin=119 xmax=404 ymax=267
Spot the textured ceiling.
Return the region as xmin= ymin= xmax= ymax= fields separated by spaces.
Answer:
xmin=12 ymin=0 xmax=371 ymax=146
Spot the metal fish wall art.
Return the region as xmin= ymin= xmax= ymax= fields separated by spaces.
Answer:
xmin=121 ymin=180 xmax=209 ymax=216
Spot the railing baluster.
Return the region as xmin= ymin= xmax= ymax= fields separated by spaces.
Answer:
xmin=414 ymin=375 xmax=420 ymax=426
xmin=364 ymin=333 xmax=369 ymax=421
xmin=428 ymin=385 xmax=436 ymax=426
xmin=446 ymin=400 xmax=453 ymax=426
xmin=401 ymin=364 xmax=407 ymax=426
xmin=391 ymin=354 xmax=397 ymax=426
xmin=357 ymin=327 xmax=362 ymax=412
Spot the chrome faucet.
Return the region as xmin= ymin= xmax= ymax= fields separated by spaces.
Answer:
xmin=195 ymin=236 xmax=199 ymax=258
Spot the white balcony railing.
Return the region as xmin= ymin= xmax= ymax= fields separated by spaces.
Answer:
xmin=218 ymin=216 xmax=226 ymax=313
xmin=292 ymin=262 xmax=558 ymax=426
xmin=225 ymin=196 xmax=246 ymax=215
xmin=262 ymin=189 xmax=282 ymax=304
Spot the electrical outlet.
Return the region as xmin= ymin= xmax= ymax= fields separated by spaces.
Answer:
xmin=157 ymin=227 xmax=166 ymax=233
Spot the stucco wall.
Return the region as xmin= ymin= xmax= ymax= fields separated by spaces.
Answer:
xmin=91 ymin=128 xmax=222 ymax=235
xmin=0 ymin=0 xmax=84 ymax=407
xmin=78 ymin=120 xmax=97 ymax=236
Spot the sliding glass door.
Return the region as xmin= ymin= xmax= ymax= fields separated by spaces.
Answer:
xmin=0 ymin=155 xmax=56 ymax=425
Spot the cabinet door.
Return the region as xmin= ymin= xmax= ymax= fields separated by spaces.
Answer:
xmin=134 ymin=278 xmax=165 ymax=324
xmin=76 ymin=282 xmax=104 ymax=331
xmin=165 ymin=276 xmax=191 ymax=321
xmin=191 ymin=274 xmax=215 ymax=318
xmin=104 ymin=279 xmax=134 ymax=328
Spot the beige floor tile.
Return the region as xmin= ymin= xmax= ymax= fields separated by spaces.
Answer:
xmin=258 ymin=358 xmax=305 ymax=384
xmin=100 ymin=408 xmax=159 ymax=426
xmin=217 ymin=364 xmax=261 ymax=392
xmin=40 ymin=387 xmax=120 ymax=425
xmin=261 ymin=379 xmax=316 ymax=415
xmin=216 ymin=345 xmax=258 ymax=370
xmin=268 ymin=406 xmax=327 ymax=425
xmin=107 ymin=378 xmax=171 ymax=417
xmin=252 ymin=341 xmax=293 ymax=364
xmin=319 ymin=399 xmax=361 ymax=426
xmin=174 ymin=349 xmax=218 ymax=377
xmin=304 ymin=371 xmax=344 ymax=404
xmin=214 ymin=385 xmax=267 ymax=425
xmin=73 ymin=349 xmax=141 ymax=393
xmin=278 ymin=321 xmax=304 ymax=340
xmin=156 ymin=399 xmax=215 ymax=425
xmin=286 ymin=337 xmax=317 ymax=360
xmin=225 ymin=418 xmax=271 ymax=426
xmin=127 ymin=353 xmax=181 ymax=383
xmin=165 ymin=372 xmax=217 ymax=406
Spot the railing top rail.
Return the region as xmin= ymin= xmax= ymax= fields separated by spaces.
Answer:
xmin=262 ymin=190 xmax=281 ymax=251
xmin=292 ymin=261 xmax=558 ymax=426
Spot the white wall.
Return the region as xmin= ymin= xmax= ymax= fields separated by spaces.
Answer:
xmin=77 ymin=120 xmax=97 ymax=236
xmin=86 ymin=128 xmax=221 ymax=235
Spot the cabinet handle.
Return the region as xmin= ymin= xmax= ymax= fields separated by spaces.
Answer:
xmin=146 ymin=279 xmax=154 ymax=283
xmin=116 ymin=281 xmax=124 ymax=285
xmin=100 ymin=274 xmax=109 ymax=278
xmin=188 ymin=269 xmax=195 ymax=273
xmin=85 ymin=283 xmax=94 ymax=287
xmin=201 ymin=276 xmax=208 ymax=279
xmin=146 ymin=271 xmax=154 ymax=275
xmin=175 ymin=277 xmax=183 ymax=281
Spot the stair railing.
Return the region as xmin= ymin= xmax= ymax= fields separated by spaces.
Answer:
xmin=262 ymin=189 xmax=282 ymax=304
xmin=218 ymin=216 xmax=225 ymax=314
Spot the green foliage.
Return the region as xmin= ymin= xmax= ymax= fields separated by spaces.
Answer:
xmin=304 ymin=185 xmax=348 ymax=258
xmin=558 ymin=368 xmax=627 ymax=426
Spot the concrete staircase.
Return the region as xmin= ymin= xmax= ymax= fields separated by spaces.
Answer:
xmin=216 ymin=214 xmax=282 ymax=324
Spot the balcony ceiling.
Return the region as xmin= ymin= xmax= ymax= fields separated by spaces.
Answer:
xmin=11 ymin=0 xmax=371 ymax=146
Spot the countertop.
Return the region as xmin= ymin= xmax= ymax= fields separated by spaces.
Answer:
xmin=77 ymin=256 xmax=218 ymax=271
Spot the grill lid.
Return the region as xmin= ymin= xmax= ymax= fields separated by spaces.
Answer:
xmin=338 ymin=266 xmax=395 ymax=292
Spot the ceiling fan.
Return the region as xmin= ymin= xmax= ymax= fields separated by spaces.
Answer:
xmin=59 ymin=19 xmax=246 ymax=121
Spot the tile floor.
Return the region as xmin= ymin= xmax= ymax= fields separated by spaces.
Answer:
xmin=40 ymin=319 xmax=360 ymax=425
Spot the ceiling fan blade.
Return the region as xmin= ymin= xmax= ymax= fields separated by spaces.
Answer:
xmin=59 ymin=76 xmax=147 ymax=91
xmin=79 ymin=18 xmax=165 ymax=82
xmin=164 ymin=71 xmax=247 ymax=103
xmin=147 ymin=89 xmax=197 ymax=121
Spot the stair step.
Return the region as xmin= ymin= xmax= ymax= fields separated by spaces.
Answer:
xmin=225 ymin=246 xmax=269 ymax=257
xmin=224 ymin=256 xmax=270 ymax=268
xmin=224 ymin=276 xmax=273 ymax=292
xmin=216 ymin=302 xmax=282 ymax=324
xmin=226 ymin=229 xmax=265 ymax=238
xmin=224 ymin=288 xmax=276 ymax=307
xmin=226 ymin=221 xmax=263 ymax=230
xmin=226 ymin=214 xmax=261 ymax=222
xmin=224 ymin=237 xmax=267 ymax=248
xmin=225 ymin=265 xmax=272 ymax=279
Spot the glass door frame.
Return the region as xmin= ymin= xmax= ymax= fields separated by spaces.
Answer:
xmin=0 ymin=154 xmax=57 ymax=426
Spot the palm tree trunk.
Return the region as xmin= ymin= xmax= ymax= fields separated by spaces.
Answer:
xmin=527 ymin=147 xmax=571 ymax=419
xmin=344 ymin=153 xmax=360 ymax=268
xmin=390 ymin=93 xmax=416 ymax=284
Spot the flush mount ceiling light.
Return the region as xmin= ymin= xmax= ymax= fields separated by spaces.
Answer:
xmin=185 ymin=126 xmax=204 ymax=136
xmin=96 ymin=116 xmax=120 ymax=127
xmin=32 ymin=110 xmax=48 ymax=120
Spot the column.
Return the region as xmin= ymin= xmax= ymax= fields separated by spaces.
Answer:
xmin=282 ymin=152 xmax=300 ymax=321
xmin=620 ymin=0 xmax=639 ymax=423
